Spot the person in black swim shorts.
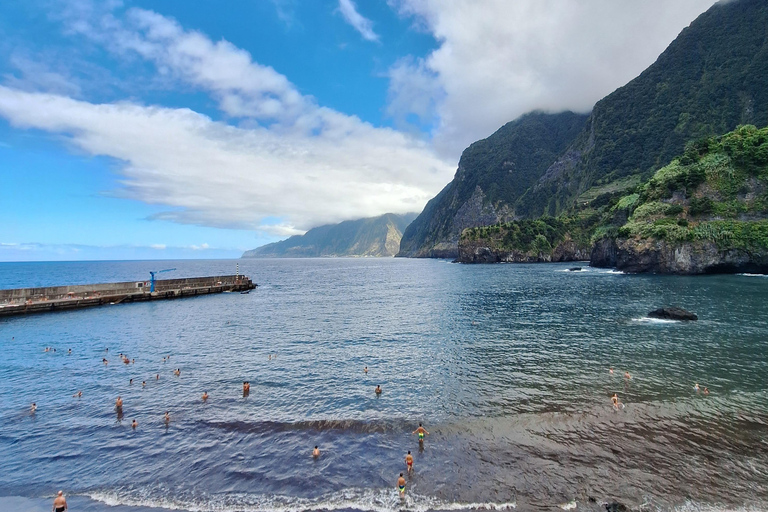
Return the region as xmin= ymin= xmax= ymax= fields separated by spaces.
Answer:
xmin=52 ymin=490 xmax=67 ymax=511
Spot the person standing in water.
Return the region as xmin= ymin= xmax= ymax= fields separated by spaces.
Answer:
xmin=115 ymin=396 xmax=123 ymax=410
xmin=202 ymin=391 xmax=209 ymax=401
xmin=313 ymin=446 xmax=320 ymax=458
xmin=375 ymin=385 xmax=382 ymax=395
xmin=131 ymin=419 xmax=138 ymax=429
xmin=397 ymin=473 xmax=406 ymax=497
xmin=413 ymin=423 xmax=429 ymax=442
xmin=405 ymin=451 xmax=413 ymax=472
xmin=52 ymin=490 xmax=67 ymax=512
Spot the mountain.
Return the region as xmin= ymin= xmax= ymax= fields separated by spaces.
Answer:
xmin=399 ymin=0 xmax=768 ymax=258
xmin=241 ymin=213 xmax=417 ymax=258
xmin=458 ymin=124 xmax=768 ymax=274
xmin=397 ymin=111 xmax=589 ymax=258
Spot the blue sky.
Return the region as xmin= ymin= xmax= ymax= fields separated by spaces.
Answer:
xmin=0 ymin=0 xmax=717 ymax=261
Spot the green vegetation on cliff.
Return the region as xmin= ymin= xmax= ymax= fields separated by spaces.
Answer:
xmin=611 ymin=125 xmax=768 ymax=252
xmin=461 ymin=214 xmax=598 ymax=258
xmin=460 ymin=125 xmax=768 ymax=265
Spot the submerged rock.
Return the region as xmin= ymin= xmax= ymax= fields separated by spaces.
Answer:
xmin=605 ymin=503 xmax=628 ymax=512
xmin=648 ymin=307 xmax=698 ymax=321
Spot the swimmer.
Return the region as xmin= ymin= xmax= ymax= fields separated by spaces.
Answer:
xmin=68 ymin=349 xmax=72 ymax=355
xmin=131 ymin=419 xmax=138 ymax=429
xmin=202 ymin=391 xmax=209 ymax=401
xmin=44 ymin=347 xmax=49 ymax=352
xmin=609 ymin=368 xmax=614 ymax=374
xmin=624 ymin=371 xmax=631 ymax=379
xmin=313 ymin=446 xmax=320 ymax=458
xmin=694 ymin=383 xmax=700 ymax=392
xmin=123 ymin=358 xmax=130 ymax=365
xmin=115 ymin=396 xmax=123 ymax=409
xmin=364 ymin=366 xmax=368 ymax=373
xmin=30 ymin=402 xmax=37 ymax=413
xmin=142 ymin=381 xmax=146 ymax=387
xmin=268 ymin=354 xmax=272 ymax=360
xmin=375 ymin=385 xmax=382 ymax=395
xmin=164 ymin=411 xmax=170 ymax=423
xmin=105 ymin=348 xmax=108 ymax=352
xmin=174 ymin=368 xmax=180 ymax=376
xmin=413 ymin=423 xmax=429 ymax=442
xmin=129 ymin=379 xmax=133 ymax=385
xmin=704 ymin=387 xmax=710 ymax=395
xmin=73 ymin=391 xmax=82 ymax=398
xmin=243 ymin=381 xmax=250 ymax=395
xmin=156 ymin=374 xmax=160 ymax=380
xmin=131 ymin=359 xmax=135 ymax=364
xmin=102 ymin=358 xmax=108 ymax=365
xmin=397 ymin=473 xmax=406 ymax=496
xmin=406 ymin=451 xmax=413 ymax=471
xmin=52 ymin=490 xmax=67 ymax=512
xmin=611 ymin=393 xmax=620 ymax=410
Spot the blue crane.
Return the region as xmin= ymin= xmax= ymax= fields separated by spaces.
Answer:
xmin=149 ymin=268 xmax=176 ymax=292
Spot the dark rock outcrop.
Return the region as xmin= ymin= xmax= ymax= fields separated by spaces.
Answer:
xmin=591 ymin=238 xmax=768 ymax=274
xmin=648 ymin=307 xmax=698 ymax=321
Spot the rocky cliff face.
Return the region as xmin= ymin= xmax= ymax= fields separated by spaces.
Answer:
xmin=590 ymin=237 xmax=768 ymax=274
xmin=397 ymin=111 xmax=589 ymax=258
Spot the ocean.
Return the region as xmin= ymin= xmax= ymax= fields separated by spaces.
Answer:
xmin=0 ymin=258 xmax=767 ymax=512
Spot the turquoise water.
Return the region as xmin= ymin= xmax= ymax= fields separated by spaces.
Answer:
xmin=1 ymin=259 xmax=767 ymax=512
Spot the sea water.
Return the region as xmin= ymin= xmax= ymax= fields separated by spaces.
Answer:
xmin=0 ymin=258 xmax=767 ymax=512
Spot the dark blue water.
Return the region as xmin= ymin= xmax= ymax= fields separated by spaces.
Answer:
xmin=1 ymin=259 xmax=767 ymax=512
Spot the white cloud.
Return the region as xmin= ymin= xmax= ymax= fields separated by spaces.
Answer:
xmin=338 ymin=0 xmax=380 ymax=42
xmin=386 ymin=56 xmax=442 ymax=131
xmin=388 ymin=0 xmax=719 ymax=156
xmin=0 ymin=5 xmax=454 ymax=234
xmin=3 ymin=54 xmax=82 ymax=97
xmin=0 ymin=86 xmax=452 ymax=233
xmin=150 ymin=244 xmax=166 ymax=250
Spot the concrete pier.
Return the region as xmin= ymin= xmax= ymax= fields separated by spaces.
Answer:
xmin=0 ymin=275 xmax=256 ymax=317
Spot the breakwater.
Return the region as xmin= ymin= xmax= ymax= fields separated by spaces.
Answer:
xmin=0 ymin=275 xmax=256 ymax=317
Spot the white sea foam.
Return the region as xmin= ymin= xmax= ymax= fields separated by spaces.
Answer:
xmin=632 ymin=317 xmax=681 ymax=325
xmin=737 ymin=273 xmax=768 ymax=277
xmin=559 ymin=499 xmax=577 ymax=510
xmin=671 ymin=500 xmax=768 ymax=512
xmin=85 ymin=488 xmax=517 ymax=512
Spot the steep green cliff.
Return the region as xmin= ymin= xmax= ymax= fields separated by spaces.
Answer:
xmin=591 ymin=125 xmax=768 ymax=273
xmin=459 ymin=125 xmax=768 ymax=273
xmin=397 ymin=111 xmax=588 ymax=257
xmin=402 ymin=0 xmax=768 ymax=258
xmin=242 ymin=213 xmax=416 ymax=258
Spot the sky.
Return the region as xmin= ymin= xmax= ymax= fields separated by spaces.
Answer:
xmin=0 ymin=0 xmax=719 ymax=261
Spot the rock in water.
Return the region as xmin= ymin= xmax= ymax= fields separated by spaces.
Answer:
xmin=568 ymin=267 xmax=582 ymax=272
xmin=648 ymin=307 xmax=698 ymax=321
xmin=605 ymin=503 xmax=628 ymax=512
